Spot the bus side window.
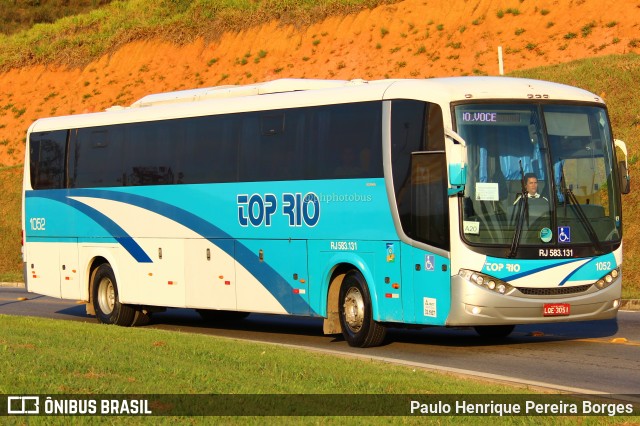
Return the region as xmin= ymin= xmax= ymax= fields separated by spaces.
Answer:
xmin=71 ymin=127 xmax=124 ymax=188
xmin=29 ymin=130 xmax=67 ymax=189
xmin=180 ymin=114 xmax=239 ymax=184
xmin=124 ymin=121 xmax=178 ymax=186
xmin=411 ymin=152 xmax=449 ymax=249
xmin=391 ymin=99 xmax=449 ymax=249
xmin=260 ymin=111 xmax=304 ymax=181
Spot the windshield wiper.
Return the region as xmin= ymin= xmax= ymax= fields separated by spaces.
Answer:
xmin=558 ymin=162 xmax=603 ymax=253
xmin=508 ymin=161 xmax=528 ymax=258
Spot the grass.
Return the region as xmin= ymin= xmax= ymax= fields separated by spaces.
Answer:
xmin=1 ymin=314 xmax=636 ymax=424
xmin=581 ymin=21 xmax=596 ymax=38
xmin=0 ymin=315 xmax=501 ymax=395
xmin=0 ymin=0 xmax=398 ymax=72
xmin=0 ymin=0 xmax=115 ymax=36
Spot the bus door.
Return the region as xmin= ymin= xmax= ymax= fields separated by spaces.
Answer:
xmin=235 ymin=239 xmax=309 ymax=316
xmin=407 ymin=246 xmax=450 ymax=325
xmin=403 ymin=152 xmax=451 ymax=325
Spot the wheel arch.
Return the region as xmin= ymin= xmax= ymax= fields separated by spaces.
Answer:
xmin=321 ymin=254 xmax=379 ymax=335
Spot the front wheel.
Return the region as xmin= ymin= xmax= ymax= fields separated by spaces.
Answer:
xmin=339 ymin=271 xmax=386 ymax=348
xmin=92 ymin=263 xmax=136 ymax=326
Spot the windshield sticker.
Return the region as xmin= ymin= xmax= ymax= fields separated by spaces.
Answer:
xmin=558 ymin=226 xmax=571 ymax=243
xmin=475 ymin=182 xmax=499 ymax=201
xmin=539 ymin=227 xmax=553 ymax=243
xmin=463 ymin=221 xmax=480 ymax=235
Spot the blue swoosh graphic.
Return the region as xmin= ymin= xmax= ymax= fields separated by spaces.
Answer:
xmin=498 ymin=258 xmax=584 ymax=282
xmin=64 ymin=196 xmax=153 ymax=263
xmin=26 ymin=189 xmax=315 ymax=315
xmin=558 ymin=257 xmax=597 ymax=286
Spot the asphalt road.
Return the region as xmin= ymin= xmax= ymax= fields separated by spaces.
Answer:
xmin=1 ymin=286 xmax=639 ymax=397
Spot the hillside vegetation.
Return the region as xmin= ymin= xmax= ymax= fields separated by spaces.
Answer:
xmin=0 ymin=0 xmax=395 ymax=70
xmin=0 ymin=0 xmax=113 ymax=35
xmin=0 ymin=0 xmax=639 ymax=297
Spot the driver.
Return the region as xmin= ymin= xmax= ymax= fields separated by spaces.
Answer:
xmin=513 ymin=173 xmax=548 ymax=204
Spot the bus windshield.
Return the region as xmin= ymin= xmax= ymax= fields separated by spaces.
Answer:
xmin=455 ymin=103 xmax=621 ymax=251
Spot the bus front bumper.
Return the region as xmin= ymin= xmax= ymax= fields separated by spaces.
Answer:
xmin=446 ymin=274 xmax=621 ymax=326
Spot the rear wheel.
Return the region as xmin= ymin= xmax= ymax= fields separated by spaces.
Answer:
xmin=473 ymin=325 xmax=515 ymax=339
xmin=339 ymin=271 xmax=386 ymax=348
xmin=92 ymin=263 xmax=136 ymax=326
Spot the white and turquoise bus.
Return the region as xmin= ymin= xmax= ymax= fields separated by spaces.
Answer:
xmin=22 ymin=77 xmax=630 ymax=347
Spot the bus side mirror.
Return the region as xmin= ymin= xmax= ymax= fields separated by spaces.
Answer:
xmin=446 ymin=129 xmax=467 ymax=195
xmin=615 ymin=139 xmax=630 ymax=194
xmin=449 ymin=161 xmax=467 ymax=186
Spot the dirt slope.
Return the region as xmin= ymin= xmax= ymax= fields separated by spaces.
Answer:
xmin=0 ymin=0 xmax=639 ymax=166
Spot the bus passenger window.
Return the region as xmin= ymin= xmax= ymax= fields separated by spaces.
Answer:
xmin=29 ymin=130 xmax=67 ymax=189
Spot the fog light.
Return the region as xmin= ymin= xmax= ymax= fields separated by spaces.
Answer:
xmin=471 ymin=306 xmax=481 ymax=315
xmin=613 ymin=299 xmax=620 ymax=309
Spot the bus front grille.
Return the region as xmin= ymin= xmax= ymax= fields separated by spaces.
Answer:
xmin=517 ymin=284 xmax=592 ymax=296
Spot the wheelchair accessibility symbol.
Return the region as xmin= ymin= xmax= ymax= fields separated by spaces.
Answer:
xmin=425 ymin=255 xmax=435 ymax=271
xmin=558 ymin=226 xmax=571 ymax=243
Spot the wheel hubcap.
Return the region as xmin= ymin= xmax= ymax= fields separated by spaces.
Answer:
xmin=343 ymin=287 xmax=364 ymax=332
xmin=97 ymin=277 xmax=115 ymax=315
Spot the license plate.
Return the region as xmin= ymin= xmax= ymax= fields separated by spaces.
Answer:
xmin=543 ymin=303 xmax=570 ymax=316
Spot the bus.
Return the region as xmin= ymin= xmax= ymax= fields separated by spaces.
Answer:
xmin=22 ymin=77 xmax=630 ymax=347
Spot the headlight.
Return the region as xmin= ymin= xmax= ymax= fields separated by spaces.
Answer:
xmin=594 ymin=267 xmax=620 ymax=290
xmin=459 ymin=269 xmax=514 ymax=295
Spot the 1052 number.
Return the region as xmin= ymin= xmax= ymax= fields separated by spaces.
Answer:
xmin=29 ymin=217 xmax=46 ymax=231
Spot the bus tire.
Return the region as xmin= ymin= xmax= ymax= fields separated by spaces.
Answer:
xmin=131 ymin=308 xmax=152 ymax=327
xmin=339 ymin=270 xmax=386 ymax=348
xmin=92 ymin=263 xmax=136 ymax=326
xmin=474 ymin=325 xmax=515 ymax=339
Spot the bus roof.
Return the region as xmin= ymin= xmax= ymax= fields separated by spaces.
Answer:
xmin=29 ymin=77 xmax=604 ymax=133
xmin=127 ymin=78 xmax=369 ymax=108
